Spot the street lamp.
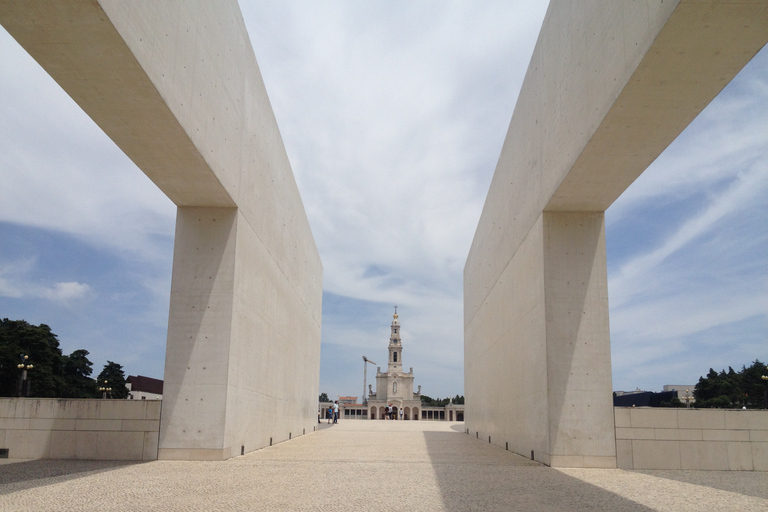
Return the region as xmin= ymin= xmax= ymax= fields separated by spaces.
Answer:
xmin=761 ymin=368 xmax=768 ymax=409
xmin=682 ymin=389 xmax=694 ymax=408
xmin=99 ymin=380 xmax=112 ymax=399
xmin=17 ymin=354 xmax=33 ymax=397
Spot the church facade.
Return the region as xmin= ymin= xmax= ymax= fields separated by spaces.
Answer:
xmin=365 ymin=309 xmax=423 ymax=420
xmin=321 ymin=309 xmax=465 ymax=421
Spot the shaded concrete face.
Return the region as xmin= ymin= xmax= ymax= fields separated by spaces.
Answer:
xmin=0 ymin=1 xmax=322 ymax=460
xmin=0 ymin=398 xmax=160 ymax=461
xmin=465 ymin=0 xmax=768 ymax=467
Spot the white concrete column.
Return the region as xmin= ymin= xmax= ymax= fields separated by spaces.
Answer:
xmin=542 ymin=211 xmax=615 ymax=468
xmin=160 ymin=207 xmax=238 ymax=460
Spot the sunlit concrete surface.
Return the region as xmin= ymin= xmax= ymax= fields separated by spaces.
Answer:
xmin=1 ymin=421 xmax=766 ymax=511
xmin=0 ymin=0 xmax=323 ymax=460
xmin=464 ymin=0 xmax=768 ymax=468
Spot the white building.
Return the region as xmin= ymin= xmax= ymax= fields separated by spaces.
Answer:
xmin=335 ymin=310 xmax=464 ymax=421
xmin=364 ymin=309 xmax=423 ymax=420
xmin=126 ymin=375 xmax=163 ymax=400
xmin=318 ymin=309 xmax=464 ymax=421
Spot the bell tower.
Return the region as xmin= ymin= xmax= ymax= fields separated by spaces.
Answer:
xmin=372 ymin=306 xmax=419 ymax=414
xmin=388 ymin=305 xmax=402 ymax=373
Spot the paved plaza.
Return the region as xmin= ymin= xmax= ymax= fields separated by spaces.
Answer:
xmin=0 ymin=421 xmax=766 ymax=511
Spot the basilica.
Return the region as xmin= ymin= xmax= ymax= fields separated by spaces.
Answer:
xmin=364 ymin=309 xmax=424 ymax=420
xmin=327 ymin=309 xmax=464 ymax=422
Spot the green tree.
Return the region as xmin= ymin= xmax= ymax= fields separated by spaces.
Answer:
xmin=96 ymin=361 xmax=129 ymax=399
xmin=694 ymin=360 xmax=766 ymax=409
xmin=63 ymin=349 xmax=96 ymax=398
xmin=420 ymin=395 xmax=454 ymax=407
xmin=0 ymin=319 xmax=66 ymax=397
xmin=318 ymin=392 xmax=329 ymax=402
xmin=420 ymin=394 xmax=436 ymax=406
xmin=739 ymin=360 xmax=767 ymax=408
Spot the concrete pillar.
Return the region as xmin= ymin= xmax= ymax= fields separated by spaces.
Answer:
xmin=542 ymin=212 xmax=614 ymax=467
xmin=160 ymin=207 xmax=238 ymax=460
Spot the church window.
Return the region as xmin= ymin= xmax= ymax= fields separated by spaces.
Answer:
xmin=393 ymin=352 xmax=398 ymax=362
xmin=393 ymin=382 xmax=397 ymax=393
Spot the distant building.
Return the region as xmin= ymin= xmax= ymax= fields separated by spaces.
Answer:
xmin=126 ymin=375 xmax=163 ymax=400
xmin=663 ymin=384 xmax=696 ymax=404
xmin=613 ymin=388 xmax=648 ymax=397
xmin=322 ymin=310 xmax=464 ymax=421
xmin=613 ymin=390 xmax=677 ymax=407
xmin=612 ymin=384 xmax=697 ymax=407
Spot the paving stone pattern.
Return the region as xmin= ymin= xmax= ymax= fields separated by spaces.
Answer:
xmin=0 ymin=421 xmax=766 ymax=511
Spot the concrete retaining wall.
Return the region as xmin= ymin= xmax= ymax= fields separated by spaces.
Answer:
xmin=615 ymin=408 xmax=768 ymax=471
xmin=0 ymin=398 xmax=160 ymax=461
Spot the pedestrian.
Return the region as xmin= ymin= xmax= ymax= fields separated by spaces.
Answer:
xmin=399 ymin=408 xmax=403 ymax=420
xmin=327 ymin=405 xmax=333 ymax=424
xmin=333 ymin=400 xmax=339 ymax=424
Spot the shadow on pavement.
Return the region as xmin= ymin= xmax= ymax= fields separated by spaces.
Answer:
xmin=0 ymin=459 xmax=142 ymax=494
xmin=423 ymin=430 xmax=656 ymax=512
xmin=633 ymin=469 xmax=768 ymax=500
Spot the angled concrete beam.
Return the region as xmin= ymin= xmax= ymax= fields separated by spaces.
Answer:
xmin=0 ymin=1 xmax=233 ymax=206
xmin=0 ymin=1 xmax=323 ymax=460
xmin=465 ymin=0 xmax=767 ymax=467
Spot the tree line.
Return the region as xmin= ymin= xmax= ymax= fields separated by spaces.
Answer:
xmin=420 ymin=394 xmax=464 ymax=406
xmin=0 ymin=318 xmax=128 ymax=399
xmin=693 ymin=359 xmax=766 ymax=409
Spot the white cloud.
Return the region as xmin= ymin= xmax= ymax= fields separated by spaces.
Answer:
xmin=0 ymin=259 xmax=92 ymax=304
xmin=40 ymin=281 xmax=92 ymax=302
xmin=609 ymin=163 xmax=768 ymax=309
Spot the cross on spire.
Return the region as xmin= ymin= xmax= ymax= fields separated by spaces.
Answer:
xmin=394 ymin=305 xmax=398 ymax=314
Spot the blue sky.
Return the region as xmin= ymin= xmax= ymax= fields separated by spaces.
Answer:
xmin=1 ymin=2 xmax=765 ymax=401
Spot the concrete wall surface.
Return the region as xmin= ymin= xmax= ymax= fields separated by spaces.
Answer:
xmin=615 ymin=408 xmax=768 ymax=471
xmin=0 ymin=398 xmax=160 ymax=461
xmin=0 ymin=1 xmax=323 ymax=460
xmin=464 ymin=0 xmax=768 ymax=468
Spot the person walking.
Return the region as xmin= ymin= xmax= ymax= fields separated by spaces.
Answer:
xmin=333 ymin=401 xmax=339 ymax=424
xmin=327 ymin=405 xmax=333 ymax=424
xmin=399 ymin=407 xmax=403 ymax=421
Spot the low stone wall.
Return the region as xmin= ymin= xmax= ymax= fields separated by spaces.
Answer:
xmin=0 ymin=398 xmax=160 ymax=460
xmin=615 ymin=408 xmax=768 ymax=470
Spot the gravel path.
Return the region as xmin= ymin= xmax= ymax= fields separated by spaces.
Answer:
xmin=0 ymin=421 xmax=765 ymax=511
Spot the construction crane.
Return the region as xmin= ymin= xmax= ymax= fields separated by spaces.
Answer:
xmin=363 ymin=356 xmax=376 ymax=405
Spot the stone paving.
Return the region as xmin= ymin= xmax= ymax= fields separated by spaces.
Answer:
xmin=0 ymin=421 xmax=766 ymax=511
